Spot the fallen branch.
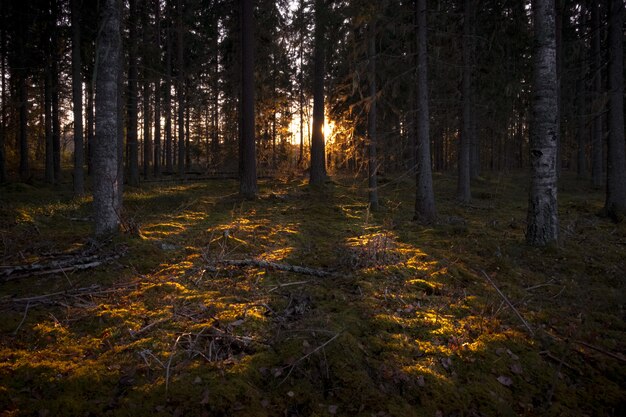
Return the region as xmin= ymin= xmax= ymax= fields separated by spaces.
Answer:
xmin=480 ymin=269 xmax=534 ymax=336
xmin=268 ymin=280 xmax=310 ymax=292
xmin=2 ymin=251 xmax=125 ymax=281
xmin=574 ymin=340 xmax=626 ymax=363
xmin=208 ymin=259 xmax=335 ymax=277
xmin=6 ymin=282 xmax=138 ymax=306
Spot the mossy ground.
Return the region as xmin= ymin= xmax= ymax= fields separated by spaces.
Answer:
xmin=0 ymin=172 xmax=624 ymax=416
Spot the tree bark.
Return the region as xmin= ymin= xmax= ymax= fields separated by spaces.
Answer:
xmin=176 ymin=0 xmax=185 ymax=177
xmin=239 ymin=0 xmax=257 ymax=198
xmin=165 ymin=6 xmax=173 ymax=173
xmin=127 ymin=0 xmax=140 ymax=187
xmin=309 ymin=0 xmax=327 ymax=185
xmin=458 ymin=0 xmax=471 ymax=203
xmin=368 ymin=21 xmax=379 ymax=211
xmin=45 ymin=67 xmax=54 ymax=183
xmin=86 ymin=76 xmax=95 ymax=175
xmin=604 ymin=0 xmax=626 ymax=219
xmin=526 ymin=0 xmax=559 ymax=246
xmin=414 ymin=0 xmax=436 ymax=223
xmin=142 ymin=0 xmax=152 ymax=179
xmin=72 ymin=0 xmax=85 ymax=196
xmin=94 ymin=0 xmax=121 ymax=236
xmin=51 ymin=0 xmax=61 ymax=182
xmin=591 ymin=0 xmax=603 ymax=188
xmin=0 ymin=7 xmax=6 ymax=183
xmin=153 ymin=0 xmax=162 ymax=177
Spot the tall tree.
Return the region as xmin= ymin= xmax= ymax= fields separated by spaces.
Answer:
xmin=590 ymin=0 xmax=603 ymax=188
xmin=414 ymin=0 xmax=436 ymax=223
xmin=309 ymin=0 xmax=327 ymax=185
xmin=51 ymin=0 xmax=61 ymax=182
xmin=142 ymin=0 xmax=152 ymax=179
xmin=367 ymin=20 xmax=379 ymax=210
xmin=165 ymin=4 xmax=173 ymax=173
xmin=457 ymin=0 xmax=471 ymax=203
xmin=526 ymin=0 xmax=559 ymax=246
xmin=153 ymin=0 xmax=161 ymax=176
xmin=72 ymin=0 xmax=85 ymax=196
xmin=94 ymin=0 xmax=122 ymax=236
xmin=176 ymin=0 xmax=185 ymax=176
xmin=239 ymin=0 xmax=257 ymax=198
xmin=604 ymin=0 xmax=626 ymax=219
xmin=0 ymin=1 xmax=6 ymax=183
xmin=127 ymin=0 xmax=140 ymax=187
xmin=12 ymin=0 xmax=30 ymax=182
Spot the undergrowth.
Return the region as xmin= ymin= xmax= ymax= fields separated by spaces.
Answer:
xmin=0 ymin=172 xmax=624 ymax=416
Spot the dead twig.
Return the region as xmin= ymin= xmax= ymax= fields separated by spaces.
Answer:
xmin=130 ymin=317 xmax=170 ymax=338
xmin=268 ymin=280 xmax=310 ymax=292
xmin=279 ymin=332 xmax=342 ymax=385
xmin=480 ymin=270 xmax=534 ymax=336
xmin=13 ymin=301 xmax=31 ymax=335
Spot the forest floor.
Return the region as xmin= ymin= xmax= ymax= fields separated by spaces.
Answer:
xmin=0 ymin=171 xmax=624 ymax=417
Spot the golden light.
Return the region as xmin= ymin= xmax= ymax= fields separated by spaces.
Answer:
xmin=288 ymin=109 xmax=336 ymax=146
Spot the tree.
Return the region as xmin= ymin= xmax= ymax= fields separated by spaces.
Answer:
xmin=413 ymin=0 xmax=436 ymax=224
xmin=239 ymin=0 xmax=257 ymax=198
xmin=142 ymin=0 xmax=152 ymax=179
xmin=94 ymin=0 xmax=122 ymax=236
xmin=309 ymin=0 xmax=327 ymax=185
xmin=604 ymin=0 xmax=626 ymax=219
xmin=457 ymin=0 xmax=471 ymax=203
xmin=72 ymin=0 xmax=85 ymax=196
xmin=176 ymin=0 xmax=185 ymax=176
xmin=0 ymin=0 xmax=6 ymax=183
xmin=526 ymin=0 xmax=559 ymax=246
xmin=127 ymin=0 xmax=140 ymax=187
xmin=367 ymin=20 xmax=379 ymax=210
xmin=590 ymin=0 xmax=603 ymax=188
xmin=153 ymin=0 xmax=162 ymax=176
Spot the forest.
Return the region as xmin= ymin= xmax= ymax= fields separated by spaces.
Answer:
xmin=0 ymin=0 xmax=625 ymax=415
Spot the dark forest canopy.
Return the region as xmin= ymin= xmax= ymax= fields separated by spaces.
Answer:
xmin=0 ymin=0 xmax=624 ymax=236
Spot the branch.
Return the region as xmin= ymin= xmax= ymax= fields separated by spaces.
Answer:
xmin=208 ymin=259 xmax=335 ymax=277
xmin=480 ymin=269 xmax=535 ymax=336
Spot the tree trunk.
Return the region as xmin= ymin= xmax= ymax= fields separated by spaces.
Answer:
xmin=604 ymin=0 xmax=626 ymax=219
xmin=176 ymin=0 xmax=185 ymax=176
xmin=576 ymin=52 xmax=587 ymax=177
xmin=86 ymin=77 xmax=95 ymax=175
xmin=45 ymin=68 xmax=54 ymax=183
xmin=72 ymin=0 xmax=85 ymax=196
xmin=368 ymin=21 xmax=379 ymax=210
xmin=0 ymin=9 xmax=6 ymax=183
xmin=18 ymin=70 xmax=29 ymax=182
xmin=526 ymin=0 xmax=559 ymax=246
xmin=51 ymin=0 xmax=61 ymax=183
xmin=153 ymin=0 xmax=161 ymax=176
xmin=458 ymin=0 xmax=471 ymax=202
xmin=414 ymin=0 xmax=436 ymax=223
xmin=127 ymin=0 xmax=140 ymax=187
xmin=591 ymin=0 xmax=603 ymax=188
xmin=310 ymin=0 xmax=327 ymax=185
xmin=165 ymin=9 xmax=173 ymax=173
xmin=240 ymin=0 xmax=257 ymax=198
xmin=94 ymin=0 xmax=121 ymax=236
xmin=142 ymin=1 xmax=152 ymax=179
